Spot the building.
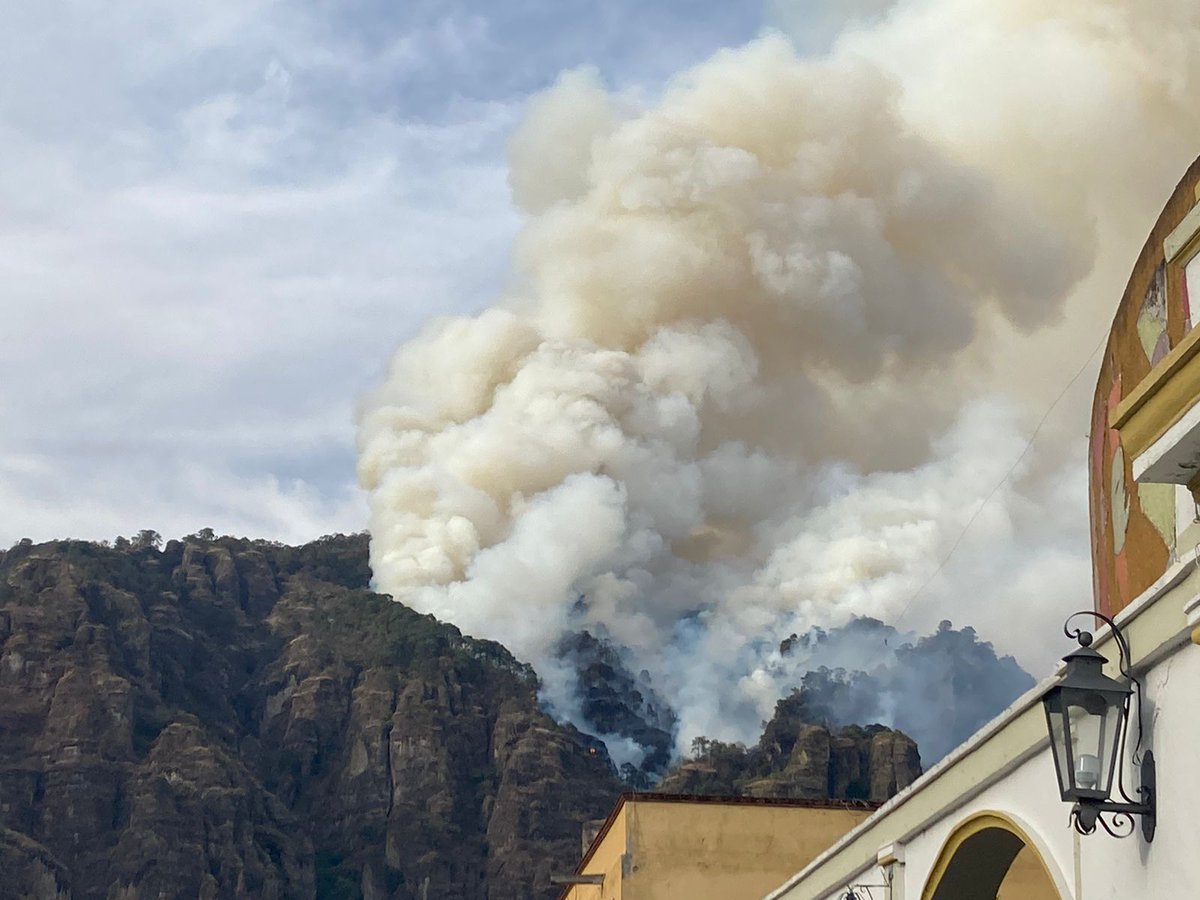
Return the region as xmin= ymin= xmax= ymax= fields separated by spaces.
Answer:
xmin=556 ymin=793 xmax=876 ymax=900
xmin=761 ymin=157 xmax=1200 ymax=899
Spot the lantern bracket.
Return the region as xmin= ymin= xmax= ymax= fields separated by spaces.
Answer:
xmin=1070 ymin=750 xmax=1155 ymax=842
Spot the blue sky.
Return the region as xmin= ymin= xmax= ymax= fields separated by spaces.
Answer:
xmin=0 ymin=1 xmax=827 ymax=544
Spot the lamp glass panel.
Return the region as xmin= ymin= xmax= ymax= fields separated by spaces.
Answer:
xmin=1044 ymin=694 xmax=1073 ymax=797
xmin=1065 ymin=693 xmax=1122 ymax=797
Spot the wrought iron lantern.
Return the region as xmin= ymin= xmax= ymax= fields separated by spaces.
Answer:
xmin=1041 ymin=611 xmax=1155 ymax=840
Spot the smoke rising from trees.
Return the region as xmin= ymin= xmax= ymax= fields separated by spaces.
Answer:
xmin=357 ymin=4 xmax=1200 ymax=758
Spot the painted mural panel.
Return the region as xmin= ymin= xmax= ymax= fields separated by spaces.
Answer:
xmin=1136 ymin=264 xmax=1169 ymax=366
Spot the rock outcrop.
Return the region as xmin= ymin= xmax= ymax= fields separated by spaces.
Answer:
xmin=0 ymin=827 xmax=71 ymax=899
xmin=0 ymin=535 xmax=621 ymax=900
xmin=658 ymin=690 xmax=921 ymax=802
xmin=777 ymin=617 xmax=1033 ymax=765
xmin=553 ymin=631 xmax=676 ymax=777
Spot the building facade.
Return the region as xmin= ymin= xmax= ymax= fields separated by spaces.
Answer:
xmin=557 ymin=793 xmax=875 ymax=900
xmin=763 ymin=158 xmax=1200 ymax=900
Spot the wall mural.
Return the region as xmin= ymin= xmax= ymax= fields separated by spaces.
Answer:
xmin=1136 ymin=264 xmax=1169 ymax=366
xmin=1089 ymin=163 xmax=1200 ymax=616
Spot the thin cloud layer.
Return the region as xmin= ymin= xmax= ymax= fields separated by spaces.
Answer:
xmin=7 ymin=2 xmax=751 ymax=544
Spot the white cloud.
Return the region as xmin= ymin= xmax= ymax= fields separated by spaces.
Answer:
xmin=0 ymin=3 xmax=536 ymax=545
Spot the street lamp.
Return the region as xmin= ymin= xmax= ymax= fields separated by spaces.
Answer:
xmin=1041 ymin=611 xmax=1155 ymax=841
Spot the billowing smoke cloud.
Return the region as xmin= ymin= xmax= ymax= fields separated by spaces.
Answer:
xmin=358 ymin=4 xmax=1200 ymax=759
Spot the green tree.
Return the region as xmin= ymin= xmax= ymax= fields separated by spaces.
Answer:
xmin=132 ymin=530 xmax=162 ymax=550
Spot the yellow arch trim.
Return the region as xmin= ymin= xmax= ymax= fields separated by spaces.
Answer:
xmin=920 ymin=810 xmax=1066 ymax=900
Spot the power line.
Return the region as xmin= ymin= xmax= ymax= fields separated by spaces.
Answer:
xmin=889 ymin=329 xmax=1110 ymax=632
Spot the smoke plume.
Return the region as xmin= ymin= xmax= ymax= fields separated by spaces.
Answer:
xmin=779 ymin=617 xmax=1034 ymax=764
xmin=358 ymin=4 xmax=1200 ymax=760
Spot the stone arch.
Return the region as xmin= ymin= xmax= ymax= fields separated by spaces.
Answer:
xmin=920 ymin=810 xmax=1068 ymax=900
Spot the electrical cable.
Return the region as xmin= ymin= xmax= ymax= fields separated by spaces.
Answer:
xmin=889 ymin=328 xmax=1110 ymax=633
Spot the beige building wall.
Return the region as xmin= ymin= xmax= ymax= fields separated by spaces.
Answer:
xmin=562 ymin=796 xmax=872 ymax=900
xmin=997 ymin=846 xmax=1060 ymax=900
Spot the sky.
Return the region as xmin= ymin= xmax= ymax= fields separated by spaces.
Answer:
xmin=0 ymin=0 xmax=778 ymax=545
xmin=5 ymin=0 xmax=1199 ymax=708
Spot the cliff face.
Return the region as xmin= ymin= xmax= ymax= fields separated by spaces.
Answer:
xmin=553 ymin=631 xmax=676 ymax=778
xmin=0 ymin=535 xmax=620 ymax=900
xmin=658 ymin=690 xmax=921 ymax=803
xmin=777 ymin=618 xmax=1034 ymax=765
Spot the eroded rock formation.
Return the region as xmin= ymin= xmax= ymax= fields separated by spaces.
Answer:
xmin=658 ymin=690 xmax=921 ymax=802
xmin=0 ymin=535 xmax=619 ymax=900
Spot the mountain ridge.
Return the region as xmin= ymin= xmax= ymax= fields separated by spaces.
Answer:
xmin=0 ymin=534 xmax=620 ymax=899
xmin=0 ymin=533 xmax=924 ymax=899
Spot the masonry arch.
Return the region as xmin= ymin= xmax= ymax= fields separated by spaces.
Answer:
xmin=920 ymin=810 xmax=1068 ymax=900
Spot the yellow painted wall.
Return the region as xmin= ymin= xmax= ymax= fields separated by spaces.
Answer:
xmin=566 ymin=799 xmax=871 ymax=900
xmin=565 ymin=805 xmax=627 ymax=900
xmin=996 ymin=845 xmax=1061 ymax=900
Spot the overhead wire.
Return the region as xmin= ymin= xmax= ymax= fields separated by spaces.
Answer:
xmin=888 ymin=327 xmax=1110 ymax=634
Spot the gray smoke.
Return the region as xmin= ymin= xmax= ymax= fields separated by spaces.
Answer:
xmin=357 ymin=5 xmax=1200 ymax=760
xmin=779 ymin=617 xmax=1034 ymax=764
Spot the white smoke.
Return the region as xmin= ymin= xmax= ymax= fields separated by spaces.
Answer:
xmin=358 ymin=4 xmax=1200 ymax=753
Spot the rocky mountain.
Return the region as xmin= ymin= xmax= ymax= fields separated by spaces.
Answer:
xmin=0 ymin=534 xmax=621 ymax=900
xmin=778 ymin=617 xmax=1035 ymax=764
xmin=553 ymin=631 xmax=676 ymax=779
xmin=658 ymin=689 xmax=921 ymax=802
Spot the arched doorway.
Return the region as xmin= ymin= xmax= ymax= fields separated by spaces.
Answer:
xmin=921 ymin=811 xmax=1065 ymax=900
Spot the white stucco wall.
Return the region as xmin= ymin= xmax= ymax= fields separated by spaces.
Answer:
xmin=889 ymin=753 xmax=1075 ymax=900
xmin=793 ymin=637 xmax=1200 ymax=900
